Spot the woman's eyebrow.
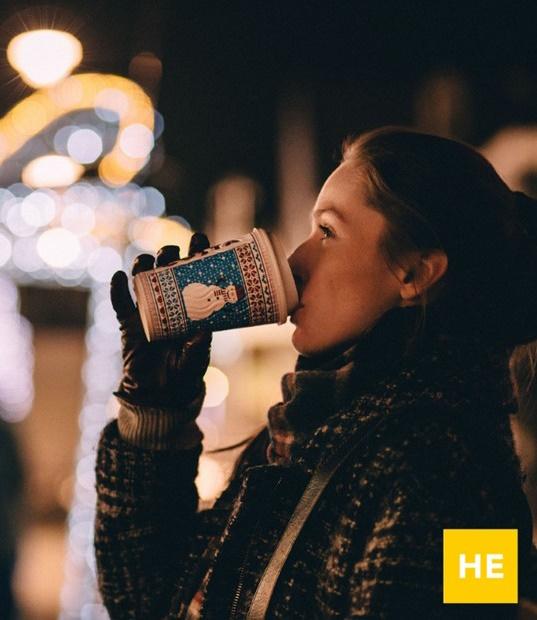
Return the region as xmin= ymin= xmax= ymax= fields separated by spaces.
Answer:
xmin=311 ymin=207 xmax=347 ymax=224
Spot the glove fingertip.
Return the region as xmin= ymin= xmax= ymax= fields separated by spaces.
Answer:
xmin=156 ymin=245 xmax=180 ymax=267
xmin=132 ymin=253 xmax=156 ymax=276
xmin=110 ymin=270 xmax=136 ymax=320
xmin=188 ymin=232 xmax=210 ymax=255
xmin=111 ymin=269 xmax=127 ymax=285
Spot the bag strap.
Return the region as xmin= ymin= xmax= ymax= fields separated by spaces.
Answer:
xmin=246 ymin=415 xmax=389 ymax=620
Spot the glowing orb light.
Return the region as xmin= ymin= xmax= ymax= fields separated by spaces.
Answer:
xmin=22 ymin=155 xmax=84 ymax=188
xmin=7 ymin=30 xmax=83 ymax=89
xmin=20 ymin=191 xmax=56 ymax=227
xmin=195 ymin=455 xmax=227 ymax=502
xmin=119 ymin=124 xmax=154 ymax=159
xmin=0 ymin=233 xmax=12 ymax=267
xmin=37 ymin=227 xmax=81 ymax=268
xmin=67 ymin=128 xmax=103 ymax=164
xmin=128 ymin=216 xmax=192 ymax=252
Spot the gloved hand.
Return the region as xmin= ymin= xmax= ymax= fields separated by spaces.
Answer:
xmin=111 ymin=232 xmax=212 ymax=408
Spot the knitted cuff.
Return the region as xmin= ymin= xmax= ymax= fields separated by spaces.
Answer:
xmin=116 ymin=387 xmax=206 ymax=450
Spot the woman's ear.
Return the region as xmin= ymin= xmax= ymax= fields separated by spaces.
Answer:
xmin=398 ymin=250 xmax=448 ymax=307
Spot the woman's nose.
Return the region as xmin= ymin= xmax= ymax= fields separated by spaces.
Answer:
xmin=288 ymin=242 xmax=309 ymax=298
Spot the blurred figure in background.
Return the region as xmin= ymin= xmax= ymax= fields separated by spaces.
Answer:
xmin=0 ymin=417 xmax=24 ymax=620
xmin=510 ymin=343 xmax=537 ymax=543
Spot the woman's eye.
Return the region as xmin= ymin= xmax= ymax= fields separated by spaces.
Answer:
xmin=319 ymin=224 xmax=333 ymax=240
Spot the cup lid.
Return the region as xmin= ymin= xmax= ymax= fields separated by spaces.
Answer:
xmin=252 ymin=228 xmax=299 ymax=322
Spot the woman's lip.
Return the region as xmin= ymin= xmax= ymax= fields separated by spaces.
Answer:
xmin=290 ymin=304 xmax=304 ymax=322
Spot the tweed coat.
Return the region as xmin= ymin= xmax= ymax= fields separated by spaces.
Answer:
xmin=95 ymin=320 xmax=536 ymax=619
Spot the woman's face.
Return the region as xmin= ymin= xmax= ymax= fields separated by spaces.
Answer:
xmin=288 ymin=162 xmax=405 ymax=357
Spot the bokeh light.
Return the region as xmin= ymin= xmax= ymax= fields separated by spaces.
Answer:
xmin=7 ymin=30 xmax=83 ymax=88
xmin=0 ymin=33 xmax=162 ymax=611
xmin=61 ymin=203 xmax=96 ymax=236
xmin=119 ymin=123 xmax=154 ymax=159
xmin=0 ymin=233 xmax=12 ymax=266
xmin=54 ymin=126 xmax=78 ymax=154
xmin=22 ymin=155 xmax=84 ymax=188
xmin=50 ymin=76 xmax=84 ymax=110
xmin=20 ymin=191 xmax=56 ymax=227
xmin=128 ymin=216 xmax=192 ymax=252
xmin=141 ymin=186 xmax=166 ymax=216
xmin=67 ymin=128 xmax=103 ymax=164
xmin=195 ymin=455 xmax=227 ymax=502
xmin=63 ymin=183 xmax=100 ymax=208
xmin=0 ymin=276 xmax=34 ymax=422
xmin=87 ymin=247 xmax=123 ymax=282
xmin=203 ymin=366 xmax=230 ymax=408
xmin=12 ymin=237 xmax=43 ymax=272
xmin=0 ymin=23 xmax=178 ymax=616
xmin=153 ymin=111 xmax=165 ymax=140
xmin=9 ymin=95 xmax=50 ymax=136
xmin=211 ymin=329 xmax=245 ymax=365
xmin=0 ymin=75 xmax=154 ymax=187
xmin=5 ymin=200 xmax=38 ymax=237
xmin=37 ymin=228 xmax=81 ymax=267
xmin=94 ymin=88 xmax=129 ymax=122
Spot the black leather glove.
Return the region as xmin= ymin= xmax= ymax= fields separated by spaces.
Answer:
xmin=111 ymin=232 xmax=212 ymax=408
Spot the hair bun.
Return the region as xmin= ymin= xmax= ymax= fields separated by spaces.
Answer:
xmin=513 ymin=191 xmax=537 ymax=240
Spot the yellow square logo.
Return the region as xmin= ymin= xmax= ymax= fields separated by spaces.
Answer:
xmin=443 ymin=529 xmax=517 ymax=603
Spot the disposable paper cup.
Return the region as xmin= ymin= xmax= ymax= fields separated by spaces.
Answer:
xmin=133 ymin=228 xmax=299 ymax=341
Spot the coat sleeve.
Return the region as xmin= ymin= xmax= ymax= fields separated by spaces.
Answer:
xmin=94 ymin=420 xmax=208 ymax=619
xmin=346 ymin=425 xmax=530 ymax=620
xmin=94 ymin=420 xmax=269 ymax=619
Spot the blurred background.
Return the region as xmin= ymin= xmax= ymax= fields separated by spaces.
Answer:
xmin=1 ymin=1 xmax=537 ymax=618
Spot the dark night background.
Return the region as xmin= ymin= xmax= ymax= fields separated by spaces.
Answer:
xmin=1 ymin=1 xmax=537 ymax=227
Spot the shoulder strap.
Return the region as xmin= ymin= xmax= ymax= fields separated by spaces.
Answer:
xmin=246 ymin=415 xmax=389 ymax=620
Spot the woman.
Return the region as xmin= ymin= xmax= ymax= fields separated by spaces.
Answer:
xmin=95 ymin=127 xmax=537 ymax=618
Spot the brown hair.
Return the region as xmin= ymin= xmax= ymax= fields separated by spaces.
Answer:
xmin=342 ymin=126 xmax=537 ymax=346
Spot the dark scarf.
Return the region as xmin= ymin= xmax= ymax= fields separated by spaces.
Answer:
xmin=267 ymin=307 xmax=516 ymax=472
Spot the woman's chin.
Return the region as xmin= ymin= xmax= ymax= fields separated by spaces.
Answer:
xmin=291 ymin=328 xmax=327 ymax=358
xmin=292 ymin=327 xmax=356 ymax=359
xmin=291 ymin=327 xmax=311 ymax=356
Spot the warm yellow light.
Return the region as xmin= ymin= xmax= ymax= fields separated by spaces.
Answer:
xmin=37 ymin=227 xmax=81 ymax=267
xmin=22 ymin=155 xmax=84 ymax=188
xmin=128 ymin=216 xmax=192 ymax=253
xmin=0 ymin=74 xmax=154 ymax=188
xmin=203 ymin=366 xmax=230 ymax=408
xmin=195 ymin=455 xmax=227 ymax=501
xmin=7 ymin=30 xmax=83 ymax=89
xmin=9 ymin=95 xmax=50 ymax=136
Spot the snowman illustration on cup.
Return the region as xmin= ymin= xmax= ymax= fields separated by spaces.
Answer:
xmin=182 ymin=278 xmax=246 ymax=321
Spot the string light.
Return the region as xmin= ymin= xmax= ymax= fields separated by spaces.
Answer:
xmin=0 ymin=74 xmax=155 ymax=187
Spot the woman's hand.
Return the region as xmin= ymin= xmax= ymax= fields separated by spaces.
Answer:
xmin=110 ymin=232 xmax=212 ymax=408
